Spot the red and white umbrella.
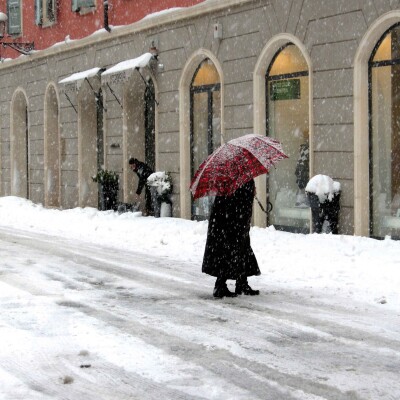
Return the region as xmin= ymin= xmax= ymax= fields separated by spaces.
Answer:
xmin=190 ymin=133 xmax=288 ymax=199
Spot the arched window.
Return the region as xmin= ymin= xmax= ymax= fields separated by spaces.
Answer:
xmin=78 ymin=81 xmax=102 ymax=208
xmin=44 ymin=84 xmax=60 ymax=207
xmin=266 ymin=44 xmax=310 ymax=233
xmin=11 ymin=90 xmax=29 ymax=199
xmin=190 ymin=58 xmax=221 ymax=220
xmin=369 ymin=23 xmax=400 ymax=238
xmin=144 ymin=78 xmax=156 ymax=171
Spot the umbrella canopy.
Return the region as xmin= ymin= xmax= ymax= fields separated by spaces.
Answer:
xmin=190 ymin=133 xmax=288 ymax=200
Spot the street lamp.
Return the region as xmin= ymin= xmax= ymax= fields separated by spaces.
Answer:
xmin=0 ymin=11 xmax=34 ymax=55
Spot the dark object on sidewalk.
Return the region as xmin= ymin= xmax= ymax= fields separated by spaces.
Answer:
xmin=99 ymin=183 xmax=119 ymax=211
xmin=307 ymin=191 xmax=341 ymax=234
xmin=79 ymin=364 xmax=91 ymax=368
xmin=116 ymin=202 xmax=140 ymax=213
xmin=92 ymin=169 xmax=119 ymax=211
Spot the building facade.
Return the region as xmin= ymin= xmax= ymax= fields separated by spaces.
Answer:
xmin=1 ymin=0 xmax=400 ymax=238
xmin=0 ymin=0 xmax=203 ymax=59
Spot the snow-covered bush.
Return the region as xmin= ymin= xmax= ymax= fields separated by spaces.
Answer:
xmin=92 ymin=169 xmax=119 ymax=187
xmin=147 ymin=171 xmax=172 ymax=196
xmin=305 ymin=174 xmax=340 ymax=203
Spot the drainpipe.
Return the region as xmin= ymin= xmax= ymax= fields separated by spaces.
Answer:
xmin=104 ymin=0 xmax=111 ymax=32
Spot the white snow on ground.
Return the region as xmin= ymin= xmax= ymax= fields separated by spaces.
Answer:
xmin=1 ymin=196 xmax=400 ymax=399
xmin=1 ymin=196 xmax=399 ymax=310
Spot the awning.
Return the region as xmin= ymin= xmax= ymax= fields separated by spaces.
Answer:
xmin=101 ymin=52 xmax=154 ymax=84
xmin=59 ymin=67 xmax=102 ymax=92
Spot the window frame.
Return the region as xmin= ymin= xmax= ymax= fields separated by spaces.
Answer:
xmin=265 ymin=43 xmax=310 ymax=233
xmin=368 ymin=22 xmax=400 ymax=239
xmin=189 ymin=59 xmax=221 ymax=221
xmin=71 ymin=0 xmax=96 ymax=14
xmin=35 ymin=0 xmax=57 ymax=27
xmin=7 ymin=0 xmax=21 ymax=36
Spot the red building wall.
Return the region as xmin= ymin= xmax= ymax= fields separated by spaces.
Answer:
xmin=0 ymin=0 xmax=204 ymax=59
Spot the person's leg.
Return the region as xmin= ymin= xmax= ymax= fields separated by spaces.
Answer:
xmin=145 ymin=186 xmax=154 ymax=216
xmin=213 ymin=277 xmax=237 ymax=298
xmin=235 ymin=275 xmax=259 ymax=295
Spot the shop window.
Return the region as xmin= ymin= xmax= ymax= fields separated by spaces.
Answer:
xmin=369 ymin=24 xmax=400 ymax=238
xmin=266 ymin=44 xmax=310 ymax=233
xmin=35 ymin=0 xmax=57 ymax=26
xmin=7 ymin=0 xmax=21 ymax=36
xmin=190 ymin=58 xmax=221 ymax=220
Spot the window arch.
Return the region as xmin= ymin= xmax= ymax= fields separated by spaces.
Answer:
xmin=10 ymin=89 xmax=29 ymax=199
xmin=44 ymin=83 xmax=60 ymax=207
xmin=354 ymin=11 xmax=400 ymax=237
xmin=265 ymin=43 xmax=310 ymax=233
xmin=123 ymin=71 xmax=158 ymax=206
xmin=369 ymin=23 xmax=400 ymax=238
xmin=179 ymin=49 xmax=224 ymax=220
xmin=144 ymin=78 xmax=156 ymax=172
xmin=190 ymin=58 xmax=221 ymax=220
xmin=78 ymin=80 xmax=101 ymax=208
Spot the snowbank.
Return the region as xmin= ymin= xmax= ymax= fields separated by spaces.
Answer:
xmin=1 ymin=196 xmax=399 ymax=311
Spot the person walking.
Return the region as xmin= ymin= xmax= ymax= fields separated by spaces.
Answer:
xmin=202 ymin=179 xmax=260 ymax=298
xmin=128 ymin=157 xmax=154 ymax=216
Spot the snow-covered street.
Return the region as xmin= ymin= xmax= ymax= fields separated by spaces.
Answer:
xmin=1 ymin=197 xmax=400 ymax=399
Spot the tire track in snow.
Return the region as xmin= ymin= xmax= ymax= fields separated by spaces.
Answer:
xmin=1 ymin=227 xmax=400 ymax=399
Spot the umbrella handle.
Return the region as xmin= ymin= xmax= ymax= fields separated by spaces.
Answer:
xmin=254 ymin=196 xmax=273 ymax=214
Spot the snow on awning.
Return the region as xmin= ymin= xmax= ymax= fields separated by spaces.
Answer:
xmin=59 ymin=67 xmax=102 ymax=92
xmin=101 ymin=52 xmax=154 ymax=84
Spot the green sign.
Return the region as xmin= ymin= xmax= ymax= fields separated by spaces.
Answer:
xmin=270 ymin=79 xmax=300 ymax=101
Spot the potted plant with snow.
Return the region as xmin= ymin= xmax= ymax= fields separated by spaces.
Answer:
xmin=92 ymin=169 xmax=119 ymax=211
xmin=146 ymin=171 xmax=173 ymax=217
xmin=305 ymin=174 xmax=341 ymax=234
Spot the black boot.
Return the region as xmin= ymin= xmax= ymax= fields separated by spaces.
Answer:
xmin=235 ymin=277 xmax=260 ymax=296
xmin=213 ymin=277 xmax=237 ymax=298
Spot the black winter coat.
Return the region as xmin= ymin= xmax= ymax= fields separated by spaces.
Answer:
xmin=202 ymin=179 xmax=261 ymax=279
xmin=133 ymin=161 xmax=154 ymax=195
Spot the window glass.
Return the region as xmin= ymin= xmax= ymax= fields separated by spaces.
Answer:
xmin=144 ymin=79 xmax=155 ymax=171
xmin=46 ymin=0 xmax=55 ymax=22
xmin=266 ymin=44 xmax=310 ymax=233
xmin=190 ymin=59 xmax=221 ymax=220
xmin=370 ymin=25 xmax=400 ymax=238
xmin=269 ymin=45 xmax=308 ymax=76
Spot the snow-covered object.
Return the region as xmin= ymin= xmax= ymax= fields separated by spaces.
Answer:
xmin=102 ymin=53 xmax=153 ymax=78
xmin=305 ymin=174 xmax=341 ymax=203
xmin=141 ymin=7 xmax=183 ymax=20
xmin=147 ymin=171 xmax=172 ymax=195
xmin=59 ymin=67 xmax=101 ymax=84
xmin=160 ymin=201 xmax=172 ymax=217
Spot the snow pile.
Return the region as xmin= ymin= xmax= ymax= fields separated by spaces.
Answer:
xmin=102 ymin=53 xmax=153 ymax=78
xmin=141 ymin=7 xmax=184 ymax=20
xmin=306 ymin=174 xmax=341 ymax=202
xmin=59 ymin=67 xmax=102 ymax=84
xmin=147 ymin=171 xmax=172 ymax=195
xmin=0 ymin=196 xmax=400 ymax=310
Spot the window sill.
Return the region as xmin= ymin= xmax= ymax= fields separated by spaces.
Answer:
xmin=41 ymin=21 xmax=56 ymax=28
xmin=78 ymin=7 xmax=96 ymax=15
